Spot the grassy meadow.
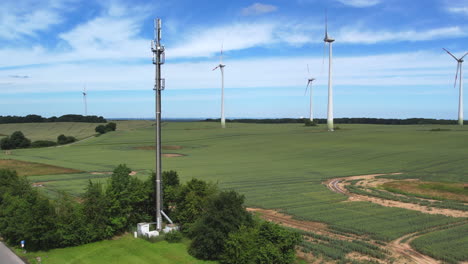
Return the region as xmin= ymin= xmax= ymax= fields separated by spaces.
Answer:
xmin=1 ymin=121 xmax=467 ymax=261
xmin=18 ymin=234 xmax=215 ymax=264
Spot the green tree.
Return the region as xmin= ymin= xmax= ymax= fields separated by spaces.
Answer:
xmin=188 ymin=190 xmax=253 ymax=260
xmin=95 ymin=125 xmax=107 ymax=134
xmin=82 ymin=180 xmax=114 ymax=240
xmin=173 ymin=178 xmax=218 ymax=231
xmin=221 ymin=221 xmax=301 ymax=264
xmin=55 ymin=193 xmax=91 ymax=247
xmin=105 ymin=122 xmax=117 ymax=131
xmin=10 ymin=131 xmax=31 ymax=148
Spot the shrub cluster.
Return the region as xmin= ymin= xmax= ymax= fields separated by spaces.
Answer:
xmin=57 ymin=134 xmax=76 ymax=145
xmin=0 ymin=165 xmax=152 ymax=251
xmin=0 ymin=131 xmax=78 ymax=150
xmin=0 ymin=131 xmax=31 ymax=150
xmin=95 ymin=122 xmax=117 ymax=134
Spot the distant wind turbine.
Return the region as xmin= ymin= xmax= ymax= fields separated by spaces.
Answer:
xmin=82 ymin=84 xmax=87 ymax=116
xmin=304 ymin=64 xmax=316 ymax=122
xmin=324 ymin=13 xmax=335 ymax=132
xmin=443 ymin=48 xmax=467 ymax=126
xmin=213 ymin=44 xmax=226 ymax=128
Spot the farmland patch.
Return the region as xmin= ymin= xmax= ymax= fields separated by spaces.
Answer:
xmin=0 ymin=159 xmax=81 ymax=176
xmin=382 ymin=180 xmax=468 ymax=202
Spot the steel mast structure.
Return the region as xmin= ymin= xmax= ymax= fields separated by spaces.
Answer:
xmin=152 ymin=18 xmax=165 ymax=231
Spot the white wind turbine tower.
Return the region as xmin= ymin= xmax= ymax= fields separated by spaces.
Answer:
xmin=213 ymin=45 xmax=226 ymax=128
xmin=324 ymin=14 xmax=335 ymax=131
xmin=82 ymin=84 xmax=88 ymax=116
xmin=443 ymin=48 xmax=468 ymax=126
xmin=304 ymin=64 xmax=316 ymax=122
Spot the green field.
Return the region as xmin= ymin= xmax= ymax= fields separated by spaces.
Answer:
xmin=0 ymin=120 xmax=152 ymax=141
xmin=1 ymin=121 xmax=467 ymax=261
xmin=18 ymin=234 xmax=215 ymax=264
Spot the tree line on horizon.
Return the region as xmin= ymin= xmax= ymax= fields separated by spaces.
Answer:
xmin=0 ymin=114 xmax=106 ymax=124
xmin=205 ymin=117 xmax=466 ymax=125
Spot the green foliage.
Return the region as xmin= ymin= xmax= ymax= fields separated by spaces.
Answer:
xmin=221 ymin=221 xmax=301 ymax=264
xmin=0 ymin=169 xmax=57 ymax=251
xmin=174 ymin=178 xmax=218 ymax=231
xmin=31 ymin=140 xmax=57 ymax=148
xmin=82 ymin=181 xmax=114 ymax=241
xmin=95 ymin=123 xmax=117 ymax=135
xmin=106 ymin=164 xmax=151 ymax=233
xmin=304 ymin=119 xmax=318 ymax=126
xmin=95 ymin=125 xmax=107 ymax=134
xmin=0 ymin=131 xmax=31 ymax=149
xmin=189 ymin=190 xmax=253 ymax=260
xmin=57 ymin=134 xmax=76 ymax=145
xmin=165 ymin=230 xmax=183 ymax=243
xmin=106 ymin=122 xmax=117 ymax=131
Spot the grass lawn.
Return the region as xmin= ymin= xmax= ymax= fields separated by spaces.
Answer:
xmin=18 ymin=234 xmax=216 ymax=264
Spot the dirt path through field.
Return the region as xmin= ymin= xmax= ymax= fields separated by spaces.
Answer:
xmin=324 ymin=173 xmax=468 ymax=218
xmin=248 ymin=207 xmax=440 ymax=264
xmin=387 ymin=233 xmax=441 ymax=264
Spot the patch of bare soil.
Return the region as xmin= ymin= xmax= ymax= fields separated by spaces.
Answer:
xmin=387 ymin=232 xmax=441 ymax=264
xmin=129 ymin=171 xmax=137 ymax=176
xmin=134 ymin=145 xmax=183 ymax=150
xmin=90 ymin=171 xmax=112 ymax=175
xmin=162 ymin=153 xmax=185 ymax=157
xmin=247 ymin=208 xmax=328 ymax=234
xmin=325 ymin=174 xmax=468 ymax=218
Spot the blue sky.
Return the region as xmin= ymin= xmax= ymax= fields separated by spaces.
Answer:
xmin=0 ymin=0 xmax=467 ymax=119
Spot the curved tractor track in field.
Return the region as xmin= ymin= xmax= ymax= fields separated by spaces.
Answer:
xmin=325 ymin=173 xmax=468 ymax=218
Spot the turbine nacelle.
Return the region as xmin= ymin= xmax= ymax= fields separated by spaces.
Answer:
xmin=212 ymin=64 xmax=226 ymax=71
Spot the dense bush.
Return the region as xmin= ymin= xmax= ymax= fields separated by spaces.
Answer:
xmin=304 ymin=119 xmax=318 ymax=126
xmin=188 ymin=190 xmax=253 ymax=260
xmin=221 ymin=221 xmax=301 ymax=264
xmin=95 ymin=123 xmax=117 ymax=134
xmin=57 ymin=134 xmax=76 ymax=145
xmin=0 ymin=131 xmax=31 ymax=150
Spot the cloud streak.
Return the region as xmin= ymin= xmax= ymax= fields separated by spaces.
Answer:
xmin=241 ymin=3 xmax=278 ymax=16
xmin=335 ymin=0 xmax=381 ymax=7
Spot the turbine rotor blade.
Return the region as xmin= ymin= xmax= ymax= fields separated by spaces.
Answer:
xmin=307 ymin=64 xmax=310 ymax=75
xmin=304 ymin=82 xmax=310 ymax=96
xmin=443 ymin=48 xmax=458 ymax=61
xmin=454 ymin=62 xmax=460 ymax=89
xmin=212 ymin=66 xmax=219 ymax=71
xmin=461 ymin=52 xmax=468 ymax=60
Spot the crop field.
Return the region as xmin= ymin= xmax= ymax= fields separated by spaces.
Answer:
xmin=1 ymin=121 xmax=467 ymax=262
xmin=411 ymin=224 xmax=468 ymax=263
xmin=18 ymin=234 xmax=215 ymax=264
xmin=0 ymin=120 xmax=152 ymax=141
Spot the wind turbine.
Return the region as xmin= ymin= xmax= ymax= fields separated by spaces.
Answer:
xmin=324 ymin=14 xmax=335 ymax=131
xmin=82 ymin=84 xmax=87 ymax=116
xmin=443 ymin=48 xmax=467 ymax=126
xmin=304 ymin=64 xmax=316 ymax=122
xmin=213 ymin=45 xmax=226 ymax=128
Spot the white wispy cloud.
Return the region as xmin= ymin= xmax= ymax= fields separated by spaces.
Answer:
xmin=0 ymin=50 xmax=458 ymax=94
xmin=0 ymin=0 xmax=69 ymax=40
xmin=241 ymin=3 xmax=278 ymax=16
xmin=447 ymin=7 xmax=468 ymax=15
xmin=337 ymin=26 xmax=467 ymax=44
xmin=335 ymin=0 xmax=381 ymax=7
